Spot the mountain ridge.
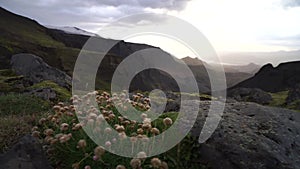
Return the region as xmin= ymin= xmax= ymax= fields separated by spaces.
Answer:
xmin=232 ymin=61 xmax=300 ymax=92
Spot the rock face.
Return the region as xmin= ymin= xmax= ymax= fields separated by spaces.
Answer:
xmin=0 ymin=135 xmax=52 ymax=169
xmin=232 ymin=61 xmax=300 ymax=92
xmin=228 ymin=87 xmax=272 ymax=105
xmin=192 ymin=101 xmax=300 ymax=169
xmin=11 ymin=54 xmax=71 ymax=89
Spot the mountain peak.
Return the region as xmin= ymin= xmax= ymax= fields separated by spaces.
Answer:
xmin=181 ymin=56 xmax=205 ymax=65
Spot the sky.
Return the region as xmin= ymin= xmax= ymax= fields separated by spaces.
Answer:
xmin=1 ymin=0 xmax=300 ymax=65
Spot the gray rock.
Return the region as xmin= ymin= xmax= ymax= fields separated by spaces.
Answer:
xmin=0 ymin=135 xmax=52 ymax=169
xmin=11 ymin=53 xmax=71 ymax=89
xmin=192 ymin=101 xmax=300 ymax=169
xmin=25 ymin=87 xmax=57 ymax=101
xmin=164 ymin=98 xmax=180 ymax=112
xmin=228 ymin=88 xmax=272 ymax=105
xmin=286 ymin=84 xmax=300 ymax=104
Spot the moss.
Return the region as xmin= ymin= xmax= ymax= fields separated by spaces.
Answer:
xmin=0 ymin=69 xmax=16 ymax=76
xmin=0 ymin=69 xmax=24 ymax=93
xmin=179 ymin=92 xmax=213 ymax=100
xmin=28 ymin=80 xmax=71 ymax=102
xmin=269 ymin=91 xmax=289 ymax=107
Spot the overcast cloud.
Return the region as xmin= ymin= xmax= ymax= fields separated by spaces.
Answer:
xmin=282 ymin=0 xmax=300 ymax=7
xmin=0 ymin=0 xmax=191 ymax=31
xmin=1 ymin=0 xmax=300 ymax=63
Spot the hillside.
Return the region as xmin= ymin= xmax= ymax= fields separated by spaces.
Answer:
xmin=0 ymin=7 xmax=177 ymax=92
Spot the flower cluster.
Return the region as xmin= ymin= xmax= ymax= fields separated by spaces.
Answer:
xmin=32 ymin=91 xmax=173 ymax=169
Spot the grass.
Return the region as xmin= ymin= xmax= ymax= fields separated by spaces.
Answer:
xmin=0 ymin=93 xmax=50 ymax=116
xmin=269 ymin=91 xmax=289 ymax=107
xmin=268 ymin=91 xmax=300 ymax=112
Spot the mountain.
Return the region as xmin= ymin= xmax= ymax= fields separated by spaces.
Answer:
xmin=232 ymin=61 xmax=300 ymax=92
xmin=0 ymin=7 xmax=174 ymax=92
xmin=223 ymin=63 xmax=261 ymax=74
xmin=181 ymin=56 xmax=205 ymax=65
xmin=220 ymin=50 xmax=300 ymax=66
xmin=0 ymin=7 xmax=256 ymax=93
xmin=46 ymin=26 xmax=98 ymax=36
xmin=181 ymin=57 xmax=254 ymax=88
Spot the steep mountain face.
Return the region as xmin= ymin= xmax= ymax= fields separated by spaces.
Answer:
xmin=232 ymin=61 xmax=300 ymax=92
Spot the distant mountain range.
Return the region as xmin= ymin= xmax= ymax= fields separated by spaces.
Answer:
xmin=221 ymin=50 xmax=300 ymax=66
xmin=0 ymin=7 xmax=261 ymax=92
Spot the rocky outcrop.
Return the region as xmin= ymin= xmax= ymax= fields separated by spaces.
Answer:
xmin=24 ymin=87 xmax=57 ymax=101
xmin=286 ymin=84 xmax=300 ymax=103
xmin=228 ymin=87 xmax=272 ymax=105
xmin=192 ymin=101 xmax=300 ymax=169
xmin=11 ymin=54 xmax=71 ymax=89
xmin=0 ymin=135 xmax=52 ymax=169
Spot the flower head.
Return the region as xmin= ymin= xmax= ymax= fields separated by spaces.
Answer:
xmin=77 ymin=139 xmax=87 ymax=149
xmin=130 ymin=158 xmax=141 ymax=169
xmin=151 ymin=158 xmax=162 ymax=168
xmin=116 ymin=165 xmax=126 ymax=169
xmin=60 ymin=123 xmax=69 ymax=131
xmin=163 ymin=117 xmax=173 ymax=126
xmin=94 ymin=146 xmax=105 ymax=157
xmin=151 ymin=128 xmax=160 ymax=135
xmin=136 ymin=151 xmax=147 ymax=160
xmin=44 ymin=129 xmax=54 ymax=136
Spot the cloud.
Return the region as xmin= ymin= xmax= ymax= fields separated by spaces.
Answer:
xmin=71 ymin=0 xmax=191 ymax=11
xmin=0 ymin=0 xmax=191 ymax=32
xmin=282 ymin=0 xmax=300 ymax=7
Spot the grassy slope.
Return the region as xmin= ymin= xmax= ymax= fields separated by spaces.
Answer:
xmin=0 ymin=7 xmax=77 ymax=71
xmin=0 ymin=7 xmax=112 ymax=90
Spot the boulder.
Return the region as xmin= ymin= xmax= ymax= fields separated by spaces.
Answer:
xmin=228 ymin=88 xmax=272 ymax=105
xmin=286 ymin=84 xmax=300 ymax=104
xmin=0 ymin=135 xmax=52 ymax=169
xmin=24 ymin=87 xmax=57 ymax=101
xmin=192 ymin=101 xmax=300 ymax=169
xmin=11 ymin=54 xmax=71 ymax=90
